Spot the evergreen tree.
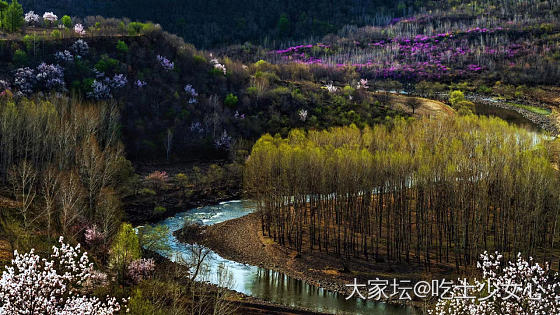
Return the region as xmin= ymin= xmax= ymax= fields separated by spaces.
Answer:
xmin=277 ymin=14 xmax=290 ymax=37
xmin=0 ymin=1 xmax=8 ymax=28
xmin=2 ymin=0 xmax=23 ymax=33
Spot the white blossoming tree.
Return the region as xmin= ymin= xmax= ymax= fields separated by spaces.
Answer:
xmin=24 ymin=11 xmax=40 ymax=25
xmin=42 ymin=12 xmax=58 ymax=26
xmin=74 ymin=23 xmax=86 ymax=35
xmin=324 ymin=83 xmax=338 ymax=93
xmin=0 ymin=237 xmax=125 ymax=314
xmin=430 ymin=252 xmax=560 ymax=315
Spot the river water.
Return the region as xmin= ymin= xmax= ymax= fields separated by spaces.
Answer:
xmin=473 ymin=102 xmax=540 ymax=131
xmin=148 ymin=104 xmax=543 ymax=314
xmin=152 ymin=200 xmax=417 ymax=315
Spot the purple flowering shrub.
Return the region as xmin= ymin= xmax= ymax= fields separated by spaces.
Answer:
xmin=215 ymin=130 xmax=232 ymax=149
xmin=87 ymin=80 xmax=112 ymax=99
xmin=86 ymin=74 xmax=128 ymax=99
xmin=189 ymin=121 xmax=205 ymax=135
xmin=13 ymin=67 xmax=36 ymax=95
xmin=184 ymin=84 xmax=198 ymax=103
xmin=135 ymin=80 xmax=147 ymax=88
xmin=55 ymin=50 xmax=74 ymax=63
xmin=71 ymin=39 xmax=89 ymax=57
xmin=108 ymin=74 xmax=128 ymax=89
xmin=13 ymin=63 xmax=65 ymax=94
xmin=36 ymin=63 xmax=65 ymax=90
xmin=157 ymin=55 xmax=174 ymax=71
xmin=127 ymin=258 xmax=155 ymax=284
xmin=269 ymin=12 xmax=560 ymax=84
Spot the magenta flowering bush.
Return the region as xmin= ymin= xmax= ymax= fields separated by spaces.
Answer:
xmin=0 ymin=237 xmax=125 ymax=314
xmin=269 ymin=12 xmax=560 ymax=85
xmin=127 ymin=258 xmax=155 ymax=284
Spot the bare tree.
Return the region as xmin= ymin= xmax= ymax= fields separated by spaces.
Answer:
xmin=95 ymin=187 xmax=122 ymax=247
xmin=9 ymin=160 xmax=37 ymax=229
xmin=58 ymin=171 xmax=84 ymax=238
xmin=42 ymin=166 xmax=60 ymax=239
xmin=164 ymin=128 xmax=174 ymax=161
xmin=212 ymin=264 xmax=238 ymax=315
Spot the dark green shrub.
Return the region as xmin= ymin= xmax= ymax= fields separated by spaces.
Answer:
xmin=224 ymin=93 xmax=239 ymax=108
xmin=116 ymin=40 xmax=129 ymax=54
xmin=153 ymin=205 xmax=166 ymax=214
xmin=12 ymin=49 xmax=27 ymax=65
xmin=61 ymin=15 xmax=72 ymax=28
xmin=127 ymin=22 xmax=145 ymax=35
xmin=95 ymin=55 xmax=120 ymax=74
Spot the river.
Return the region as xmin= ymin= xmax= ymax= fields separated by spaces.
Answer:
xmin=151 ymin=200 xmax=417 ymax=315
xmin=149 ymin=103 xmax=543 ymax=314
xmin=473 ymin=101 xmax=540 ymax=132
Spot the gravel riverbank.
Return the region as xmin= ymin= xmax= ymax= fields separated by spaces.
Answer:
xmin=175 ymin=211 xmax=442 ymax=310
xmin=466 ymin=94 xmax=560 ymax=135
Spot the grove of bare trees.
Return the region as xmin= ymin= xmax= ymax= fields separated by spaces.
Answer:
xmin=245 ymin=115 xmax=560 ymax=270
xmin=0 ymin=95 xmax=127 ymax=247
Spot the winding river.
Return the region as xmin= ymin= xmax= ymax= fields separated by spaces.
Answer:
xmin=148 ymin=103 xmax=546 ymax=314
xmin=151 ymin=200 xmax=417 ymax=315
xmin=473 ymin=102 xmax=540 ymax=131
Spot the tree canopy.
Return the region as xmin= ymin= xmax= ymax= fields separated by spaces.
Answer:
xmin=245 ymin=115 xmax=560 ymax=270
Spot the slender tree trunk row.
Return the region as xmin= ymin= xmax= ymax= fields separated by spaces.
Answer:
xmin=245 ymin=116 xmax=560 ymax=270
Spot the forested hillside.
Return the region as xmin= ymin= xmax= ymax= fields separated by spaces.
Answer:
xmin=17 ymin=0 xmax=420 ymax=48
xmin=1 ymin=0 xmax=560 ymax=314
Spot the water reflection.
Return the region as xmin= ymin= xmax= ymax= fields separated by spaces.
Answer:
xmin=151 ymin=200 xmax=416 ymax=315
xmin=473 ymin=102 xmax=540 ymax=131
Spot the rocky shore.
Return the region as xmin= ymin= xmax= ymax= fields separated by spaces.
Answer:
xmin=146 ymin=248 xmax=329 ymax=315
xmin=465 ymin=94 xmax=560 ymax=136
xmin=176 ymin=212 xmax=354 ymax=295
xmin=175 ymin=211 xmax=440 ymax=309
